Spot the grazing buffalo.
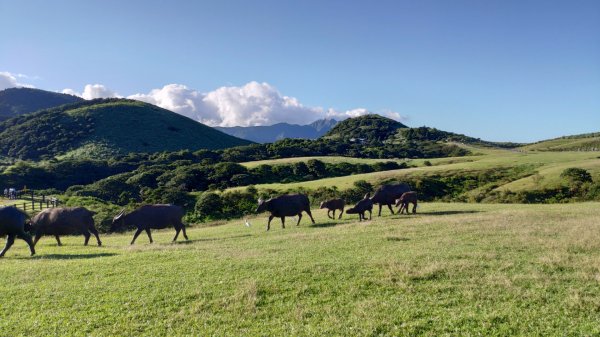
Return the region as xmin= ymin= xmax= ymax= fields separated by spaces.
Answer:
xmin=256 ymin=194 xmax=315 ymax=230
xmin=371 ymin=183 xmax=411 ymax=216
xmin=30 ymin=207 xmax=102 ymax=247
xmin=320 ymin=199 xmax=345 ymax=219
xmin=111 ymin=204 xmax=188 ymax=245
xmin=395 ymin=191 xmax=418 ymax=214
xmin=345 ymin=193 xmax=374 ymax=221
xmin=0 ymin=206 xmax=35 ymax=257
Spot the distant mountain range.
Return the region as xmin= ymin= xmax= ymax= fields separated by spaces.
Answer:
xmin=0 ymin=87 xmax=83 ymax=121
xmin=216 ymin=119 xmax=338 ymax=143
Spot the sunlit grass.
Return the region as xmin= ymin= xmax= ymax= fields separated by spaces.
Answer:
xmin=1 ymin=202 xmax=599 ymax=336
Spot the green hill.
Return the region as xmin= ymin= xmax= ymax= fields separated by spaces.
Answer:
xmin=0 ymin=98 xmax=252 ymax=160
xmin=323 ymin=114 xmax=408 ymax=142
xmin=521 ymin=132 xmax=600 ymax=152
xmin=0 ymin=87 xmax=83 ymax=121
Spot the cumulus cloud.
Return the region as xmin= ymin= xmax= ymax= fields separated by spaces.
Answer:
xmin=128 ymin=81 xmax=405 ymax=127
xmin=0 ymin=71 xmax=35 ymax=90
xmin=59 ymin=80 xmax=403 ymax=126
xmin=61 ymin=84 xmax=120 ymax=100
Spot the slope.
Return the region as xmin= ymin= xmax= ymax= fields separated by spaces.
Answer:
xmin=0 ymin=87 xmax=83 ymax=121
xmin=521 ymin=132 xmax=600 ymax=151
xmin=0 ymin=98 xmax=252 ymax=159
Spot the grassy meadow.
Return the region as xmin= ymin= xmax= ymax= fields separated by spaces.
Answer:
xmin=230 ymin=147 xmax=600 ymax=193
xmin=1 ymin=202 xmax=599 ymax=336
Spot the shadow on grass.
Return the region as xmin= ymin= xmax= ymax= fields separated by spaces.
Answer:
xmin=29 ymin=252 xmax=118 ymax=260
xmin=413 ymin=210 xmax=481 ymax=216
xmin=309 ymin=222 xmax=340 ymax=228
xmin=172 ymin=234 xmax=252 ymax=244
xmin=386 ymin=237 xmax=410 ymax=242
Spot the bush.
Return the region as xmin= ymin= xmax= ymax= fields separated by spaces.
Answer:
xmin=195 ymin=192 xmax=224 ymax=221
xmin=560 ymin=168 xmax=593 ymax=184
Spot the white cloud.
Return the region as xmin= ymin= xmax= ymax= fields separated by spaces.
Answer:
xmin=0 ymin=71 xmax=35 ymax=90
xmin=127 ymin=81 xmax=405 ymax=127
xmin=59 ymin=80 xmax=404 ymax=126
xmin=61 ymin=84 xmax=120 ymax=100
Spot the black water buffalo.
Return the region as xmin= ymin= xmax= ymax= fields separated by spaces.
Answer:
xmin=30 ymin=207 xmax=102 ymax=247
xmin=320 ymin=199 xmax=345 ymax=219
xmin=371 ymin=183 xmax=411 ymax=216
xmin=345 ymin=193 xmax=374 ymax=221
xmin=0 ymin=206 xmax=35 ymax=257
xmin=111 ymin=204 xmax=188 ymax=244
xmin=256 ymin=194 xmax=315 ymax=230
xmin=395 ymin=191 xmax=418 ymax=214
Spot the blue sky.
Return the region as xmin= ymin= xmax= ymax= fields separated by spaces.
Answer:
xmin=1 ymin=0 xmax=599 ymax=142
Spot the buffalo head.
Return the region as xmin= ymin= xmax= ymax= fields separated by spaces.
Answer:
xmin=256 ymin=198 xmax=268 ymax=213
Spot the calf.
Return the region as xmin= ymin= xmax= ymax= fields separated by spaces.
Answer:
xmin=319 ymin=199 xmax=345 ymax=220
xmin=345 ymin=193 xmax=374 ymax=221
xmin=395 ymin=191 xmax=418 ymax=214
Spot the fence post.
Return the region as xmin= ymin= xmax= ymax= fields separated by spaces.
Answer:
xmin=46 ymin=200 xmax=49 ymax=208
xmin=23 ymin=203 xmax=26 ymax=211
xmin=31 ymin=191 xmax=34 ymax=210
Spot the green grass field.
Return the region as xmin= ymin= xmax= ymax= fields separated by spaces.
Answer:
xmin=230 ymin=147 xmax=600 ymax=193
xmin=240 ymin=156 xmax=405 ymax=168
xmin=2 ymin=202 xmax=599 ymax=336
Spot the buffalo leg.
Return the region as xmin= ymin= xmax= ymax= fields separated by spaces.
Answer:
xmin=181 ymin=225 xmax=188 ymax=240
xmin=338 ymin=208 xmax=343 ymax=219
xmin=145 ymin=229 xmax=153 ymax=243
xmin=327 ymin=210 xmax=333 ymax=220
xmin=0 ymin=235 xmax=15 ymax=257
xmin=267 ymin=215 xmax=274 ymax=231
xmin=33 ymin=233 xmax=42 ymax=247
xmin=90 ymin=227 xmax=102 ymax=246
xmin=17 ymin=233 xmax=35 ymax=256
xmin=280 ymin=217 xmax=285 ymax=229
xmin=412 ymin=202 xmax=417 ymax=214
xmin=368 ymin=209 xmax=372 ymax=220
xmin=131 ymin=228 xmax=144 ymax=245
xmin=378 ymin=204 xmax=382 ymax=216
xmin=173 ymin=227 xmax=181 ymax=242
xmin=296 ymin=213 xmax=302 ymax=226
xmin=55 ymin=235 xmax=63 ymax=246
xmin=306 ymin=210 xmax=316 ymax=224
xmin=83 ymin=230 xmax=91 ymax=246
xmin=387 ymin=204 xmax=395 ymax=215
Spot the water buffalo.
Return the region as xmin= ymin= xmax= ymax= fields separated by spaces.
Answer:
xmin=371 ymin=183 xmax=411 ymax=216
xmin=30 ymin=207 xmax=102 ymax=247
xmin=256 ymin=194 xmax=315 ymax=231
xmin=345 ymin=193 xmax=373 ymax=221
xmin=111 ymin=204 xmax=188 ymax=245
xmin=0 ymin=206 xmax=35 ymax=257
xmin=320 ymin=199 xmax=345 ymax=219
xmin=395 ymin=191 xmax=418 ymax=214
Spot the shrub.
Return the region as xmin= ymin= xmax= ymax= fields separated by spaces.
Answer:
xmin=195 ymin=192 xmax=224 ymax=221
xmin=560 ymin=168 xmax=593 ymax=184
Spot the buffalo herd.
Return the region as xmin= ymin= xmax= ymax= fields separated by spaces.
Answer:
xmin=0 ymin=183 xmax=418 ymax=257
